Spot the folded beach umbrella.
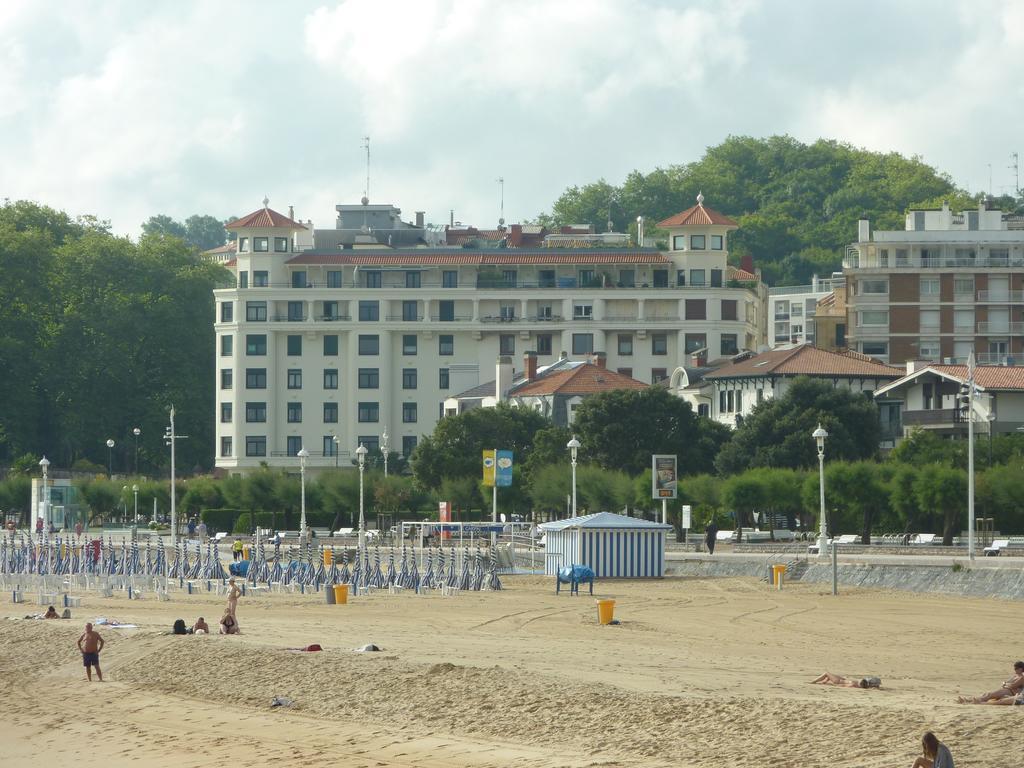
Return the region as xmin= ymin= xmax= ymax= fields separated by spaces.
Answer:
xmin=457 ymin=547 xmax=472 ymax=591
xmin=418 ymin=546 xmax=435 ymax=590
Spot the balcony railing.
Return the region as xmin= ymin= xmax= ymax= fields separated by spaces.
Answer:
xmin=845 ymin=255 xmax=1024 ymax=270
xmin=902 ymin=409 xmax=959 ymax=427
xmin=978 ymin=322 xmax=1024 ymax=334
xmin=975 ymin=353 xmax=1019 ymax=365
xmin=977 ymin=290 xmax=1024 ymax=302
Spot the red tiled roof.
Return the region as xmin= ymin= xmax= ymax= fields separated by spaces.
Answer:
xmin=704 ymin=345 xmax=902 ymax=380
xmin=658 ymin=200 xmax=738 ymax=228
xmin=925 ymin=365 xmax=1024 ymax=391
xmin=286 ymin=250 xmax=669 ymax=266
xmin=226 ymin=207 xmax=307 ymax=230
xmin=204 ymin=242 xmax=237 ymax=255
xmin=512 ymin=364 xmax=648 ymax=396
xmin=224 ymin=257 xmax=237 ymax=267
xmin=728 ymin=266 xmax=758 ymax=282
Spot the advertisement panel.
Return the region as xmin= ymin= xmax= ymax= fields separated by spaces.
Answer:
xmin=482 ymin=450 xmax=496 ymax=486
xmin=495 ymin=450 xmax=514 ymax=487
xmin=652 ymin=454 xmax=678 ymax=499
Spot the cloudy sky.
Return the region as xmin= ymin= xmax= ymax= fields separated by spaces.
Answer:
xmin=1 ymin=0 xmax=1022 ymax=236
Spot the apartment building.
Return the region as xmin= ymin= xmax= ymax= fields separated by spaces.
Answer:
xmin=767 ymin=274 xmax=843 ymax=347
xmin=845 ymin=200 xmax=1024 ymax=365
xmin=212 ymin=196 xmax=764 ymax=475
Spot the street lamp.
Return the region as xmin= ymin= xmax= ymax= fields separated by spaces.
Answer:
xmin=106 ymin=439 xmax=115 ymax=478
xmin=566 ymin=436 xmax=581 ymax=518
xmin=39 ymin=456 xmax=50 ymax=533
xmin=381 ymin=427 xmax=389 ymax=477
xmin=132 ymin=484 xmax=139 ymax=526
xmin=297 ymin=448 xmax=309 ymax=545
xmin=813 ymin=424 xmax=828 ymax=558
xmin=332 ymin=435 xmax=340 ymax=469
xmin=121 ymin=486 xmax=128 ymax=524
xmin=356 ymin=443 xmax=368 ymax=549
xmin=132 ymin=427 xmax=141 ymax=475
xmin=987 ymin=412 xmax=996 ymax=466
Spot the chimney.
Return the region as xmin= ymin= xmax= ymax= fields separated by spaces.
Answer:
xmin=495 ymin=356 xmax=513 ymax=402
xmin=524 ymin=351 xmax=538 ymax=381
xmin=450 ymin=209 xmax=455 ymax=227
xmin=741 ymin=254 xmax=754 ymax=274
xmin=591 ymin=352 xmax=607 ymax=369
xmin=857 ymin=218 xmax=870 ymax=242
xmin=509 ymin=224 xmax=523 ymax=247
xmin=415 ymin=211 xmax=425 ymax=228
xmin=906 ymin=360 xmax=929 ymax=374
xmin=288 ymin=205 xmax=295 ymax=221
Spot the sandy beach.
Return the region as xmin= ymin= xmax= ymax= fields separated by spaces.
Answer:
xmin=0 ymin=575 xmax=1017 ymax=767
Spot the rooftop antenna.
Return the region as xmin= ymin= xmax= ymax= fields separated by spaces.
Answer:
xmin=361 ymin=136 xmax=371 ymax=205
xmin=1011 ymin=152 xmax=1020 ymax=196
xmin=988 ymin=163 xmax=993 ymax=197
xmin=497 ymin=177 xmax=505 ymax=227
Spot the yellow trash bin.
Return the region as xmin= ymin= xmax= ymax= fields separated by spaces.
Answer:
xmin=243 ymin=545 xmax=251 ymax=560
xmin=323 ymin=549 xmax=333 ymax=567
xmin=597 ymin=599 xmax=616 ymax=625
xmin=772 ymin=564 xmax=787 ymax=589
xmin=334 ymin=584 xmax=349 ymax=605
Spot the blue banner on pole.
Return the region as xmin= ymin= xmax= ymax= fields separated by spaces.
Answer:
xmin=495 ymin=450 xmax=513 ymax=487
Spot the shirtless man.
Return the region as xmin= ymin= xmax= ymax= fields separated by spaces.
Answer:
xmin=77 ymin=623 xmax=105 ymax=682
xmin=957 ymin=660 xmax=1024 ymax=703
xmin=193 ymin=616 xmax=210 ymax=634
xmin=811 ymin=672 xmax=881 ymax=689
xmin=226 ymin=578 xmax=242 ymax=617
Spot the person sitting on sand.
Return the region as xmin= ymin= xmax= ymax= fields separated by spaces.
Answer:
xmin=811 ymin=672 xmax=881 ymax=689
xmin=910 ymin=731 xmax=954 ymax=768
xmin=956 ymin=660 xmax=1024 ymax=704
xmin=43 ymin=605 xmax=59 ymax=619
xmin=193 ymin=617 xmax=209 ymax=634
xmin=171 ymin=619 xmax=188 ymax=635
xmin=219 ymin=611 xmax=239 ymax=635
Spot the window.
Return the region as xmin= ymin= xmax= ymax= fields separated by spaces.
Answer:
xmin=653 ymin=270 xmax=668 ymax=288
xmin=287 ymin=301 xmax=304 ymax=321
xmin=402 ymin=368 xmax=417 ymax=389
xmin=358 ymin=335 xmax=379 ymax=355
xmin=689 ymin=269 xmax=706 ymax=287
xmin=439 ymin=335 xmax=454 ymax=355
xmin=501 ymin=268 xmax=518 ymax=286
xmin=221 ymin=302 xmax=233 ymax=322
xmin=919 ymin=310 xmax=940 ymax=332
xmin=690 ymin=235 xmax=706 ymax=250
xmin=721 ymin=300 xmax=737 ymax=321
xmin=275 ymin=236 xmax=289 ymax=252
xmin=676 ymin=270 xmax=686 ymax=287
xmin=618 ymin=334 xmax=633 ymax=356
xmin=291 ymin=271 xmax=306 ymax=288
xmin=245 ymin=436 xmax=265 ymax=457
xmin=919 ymin=277 xmax=940 ymax=297
xmin=720 ymin=334 xmax=738 ymax=356
xmin=253 ymin=270 xmax=269 ymax=287
xmin=953 ymin=276 xmax=974 ymax=296
xmin=358 ymin=301 xmax=379 ymax=321
xmin=220 ymin=403 xmax=232 ymax=423
xmin=358 ymin=402 xmax=379 ymax=422
xmin=618 ymin=269 xmax=635 ymax=287
xmin=287 ymin=335 xmax=302 ymax=356
xmin=323 ymin=335 xmax=338 ymax=356
xmin=287 ymin=369 xmax=302 ymax=389
xmin=499 ymin=334 xmax=515 ymax=355
xmin=238 ymin=271 xmax=248 ymax=288
xmin=405 ymin=271 xmax=421 ymax=288
xmin=861 ymin=341 xmax=888 ymax=357
xmin=858 ymin=310 xmax=888 ymax=326
xmin=710 ymin=269 xmax=723 ymax=287
xmin=672 ymin=235 xmax=686 ymax=250
xmin=954 ymin=309 xmax=974 ymax=331
xmin=499 ymin=303 xmax=516 ymax=320
xmin=323 ymin=369 xmax=338 ymax=389
xmin=439 ymin=300 xmax=455 ymax=321
xmin=402 ymin=334 xmax=417 ymax=355
xmin=439 ymin=368 xmax=450 ymax=389
xmin=919 ymin=339 xmax=940 ymax=360
xmin=835 ymin=324 xmax=846 ymax=348
xmin=573 ymin=303 xmax=593 ymax=320
xmin=617 ymin=367 xmax=633 ymax=378
xmin=358 ymin=436 xmax=380 ymax=453
xmin=684 ymin=334 xmax=707 ymax=354
xmin=364 ymin=271 xmax=381 ymax=288
xmin=245 ymin=369 xmax=267 ymax=388
xmin=239 ymin=237 xmax=248 ymax=253
xmin=757 ymin=389 xmax=764 ymax=405
xmin=711 ymin=234 xmax=723 ymax=250
xmin=323 ymin=402 xmax=338 ymax=423
xmin=221 ymin=369 xmax=233 ymax=389
xmin=358 ymin=368 xmax=379 ymax=389
xmin=221 ymin=335 xmax=232 ymax=356
xmin=246 ymin=334 xmax=266 ymax=355
xmin=442 ymin=270 xmax=458 ymax=288
xmin=403 ymin=402 xmax=418 ymax=423
xmin=220 ymin=437 xmax=232 ymax=457
xmin=860 ymin=279 xmax=888 ymax=295
xmin=246 ymin=302 xmax=267 ymax=322
xmin=253 ymin=237 xmax=268 ymax=252
xmin=736 ymin=390 xmax=743 ymax=412
xmin=895 ymin=248 xmax=909 ymax=267
xmin=324 ymin=436 xmax=338 ymax=457
xmin=286 ymin=436 xmax=302 ymax=457
xmin=323 ymin=301 xmax=339 ymax=320
xmin=990 ymin=248 xmax=1010 ymax=266
xmin=572 ymin=333 xmax=593 ymax=355
xmin=537 ymin=334 xmax=552 ymax=355
xmin=579 ymin=269 xmax=595 ymax=287
xmin=651 ymin=334 xmax=668 ymax=355
xmin=651 ymin=368 xmax=667 ymax=384
xmin=402 ymin=300 xmax=418 ymax=321
xmin=537 ymin=303 xmax=554 ymax=319
xmin=287 ymin=402 xmax=302 ymax=423
xmin=538 ymin=270 xmax=555 ymax=288
xmin=685 ymin=300 xmax=706 ymax=320
xmin=245 ymin=402 xmax=266 ymax=422
xmin=402 ymin=436 xmax=418 ymax=457
xmin=719 ymin=391 xmax=727 ymax=413
xmin=327 ymin=270 xmax=343 ymax=288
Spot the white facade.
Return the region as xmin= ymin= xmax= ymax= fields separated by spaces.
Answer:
xmin=767 ymin=275 xmax=843 ymax=347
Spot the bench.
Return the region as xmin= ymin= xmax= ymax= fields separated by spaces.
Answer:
xmin=912 ymin=533 xmax=937 ymax=546
xmin=984 ymin=539 xmax=1010 ymax=556
xmin=835 ymin=534 xmax=859 ymax=546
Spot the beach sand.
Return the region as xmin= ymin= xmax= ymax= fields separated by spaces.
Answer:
xmin=0 ymin=575 xmax=1016 ymax=767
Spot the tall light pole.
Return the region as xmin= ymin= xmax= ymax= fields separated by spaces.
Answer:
xmin=106 ymin=439 xmax=115 ymax=478
xmin=381 ymin=427 xmax=389 ymax=477
xmin=122 ymin=486 xmax=128 ymax=523
xmin=813 ymin=424 xmax=828 ymax=558
xmin=332 ymin=435 xmax=340 ymax=469
xmin=965 ymin=352 xmax=977 ymax=561
xmin=132 ymin=484 xmax=139 ymax=526
xmin=356 ymin=443 xmax=368 ymax=549
xmin=164 ymin=406 xmax=188 ymax=548
xmin=132 ymin=427 xmax=141 ymax=475
xmin=297 ymin=447 xmax=309 ymax=544
xmin=567 ymin=436 xmax=580 ymax=518
xmin=39 ymin=456 xmax=50 ymax=532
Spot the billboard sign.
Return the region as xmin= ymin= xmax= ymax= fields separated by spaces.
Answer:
xmin=496 ymin=450 xmax=514 ymax=487
xmin=482 ymin=450 xmax=496 ymax=486
xmin=652 ymin=454 xmax=678 ymax=499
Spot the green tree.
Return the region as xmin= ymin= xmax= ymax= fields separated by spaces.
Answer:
xmin=141 ymin=214 xmax=187 ymax=240
xmin=575 ymin=465 xmax=633 ymax=515
xmin=184 ymin=214 xmax=227 ymax=250
xmin=888 ymin=428 xmax=964 ymax=468
xmin=913 ymin=464 xmax=967 ymax=545
xmin=822 ymin=461 xmax=888 ymax=543
xmin=529 ymin=463 xmax=570 ymax=519
xmin=885 ymin=464 xmax=921 ymax=534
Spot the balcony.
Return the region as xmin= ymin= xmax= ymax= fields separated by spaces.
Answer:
xmin=978 ymin=322 xmax=1024 ymax=334
xmin=978 ymin=290 xmax=1024 ymax=302
xmin=975 ymin=353 xmax=1020 ymax=365
xmin=902 ymin=409 xmax=960 ymax=427
xmin=844 ymin=255 xmax=1024 ymax=270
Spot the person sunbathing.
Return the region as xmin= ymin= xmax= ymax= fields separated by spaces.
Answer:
xmin=957 ymin=661 xmax=1024 ymax=703
xmin=812 ymin=672 xmax=881 ymax=689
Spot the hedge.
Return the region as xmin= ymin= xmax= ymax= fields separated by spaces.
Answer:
xmin=200 ymin=508 xmax=245 ymax=534
xmin=231 ymin=510 xmax=338 ymax=534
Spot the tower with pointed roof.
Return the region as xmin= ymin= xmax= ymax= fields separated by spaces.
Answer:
xmin=657 ymin=192 xmax=739 ymax=290
xmin=225 ymin=199 xmax=308 ymax=289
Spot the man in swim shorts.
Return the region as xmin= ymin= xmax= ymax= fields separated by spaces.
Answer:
xmin=77 ymin=622 xmax=105 ymax=682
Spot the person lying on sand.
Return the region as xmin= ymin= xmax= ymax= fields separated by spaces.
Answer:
xmin=811 ymin=672 xmax=881 ymax=689
xmin=956 ymin=660 xmax=1024 ymax=704
xmin=910 ymin=731 xmax=954 ymax=768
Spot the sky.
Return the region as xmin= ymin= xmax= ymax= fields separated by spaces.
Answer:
xmin=1 ymin=0 xmax=1022 ymax=237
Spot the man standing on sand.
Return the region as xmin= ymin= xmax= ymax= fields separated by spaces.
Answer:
xmin=705 ymin=522 xmax=719 ymax=555
xmin=77 ymin=623 xmax=105 ymax=682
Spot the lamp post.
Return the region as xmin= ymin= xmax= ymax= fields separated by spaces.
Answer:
xmin=121 ymin=486 xmax=128 ymax=524
xmin=297 ymin=448 xmax=309 ymax=547
xmin=132 ymin=427 xmax=141 ymax=475
xmin=106 ymin=439 xmax=115 ymax=478
xmin=164 ymin=406 xmax=188 ymax=548
xmin=39 ymin=456 xmax=50 ymax=533
xmin=132 ymin=484 xmax=139 ymax=526
xmin=381 ymin=427 xmax=389 ymax=477
xmin=987 ymin=412 xmax=996 ymax=466
xmin=332 ymin=435 xmax=340 ymax=469
xmin=566 ymin=436 xmax=580 ymax=518
xmin=356 ymin=443 xmax=368 ymax=549
xmin=813 ymin=424 xmax=828 ymax=558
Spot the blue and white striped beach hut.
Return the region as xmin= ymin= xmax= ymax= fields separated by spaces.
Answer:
xmin=539 ymin=512 xmax=672 ymax=578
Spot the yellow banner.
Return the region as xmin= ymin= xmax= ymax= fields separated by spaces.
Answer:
xmin=482 ymin=449 xmax=496 ymax=487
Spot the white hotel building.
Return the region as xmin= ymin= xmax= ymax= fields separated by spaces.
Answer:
xmin=212 ymin=196 xmax=765 ymax=475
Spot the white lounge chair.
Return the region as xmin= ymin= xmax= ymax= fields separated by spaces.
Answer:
xmin=984 ymin=539 xmax=1009 ymax=556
